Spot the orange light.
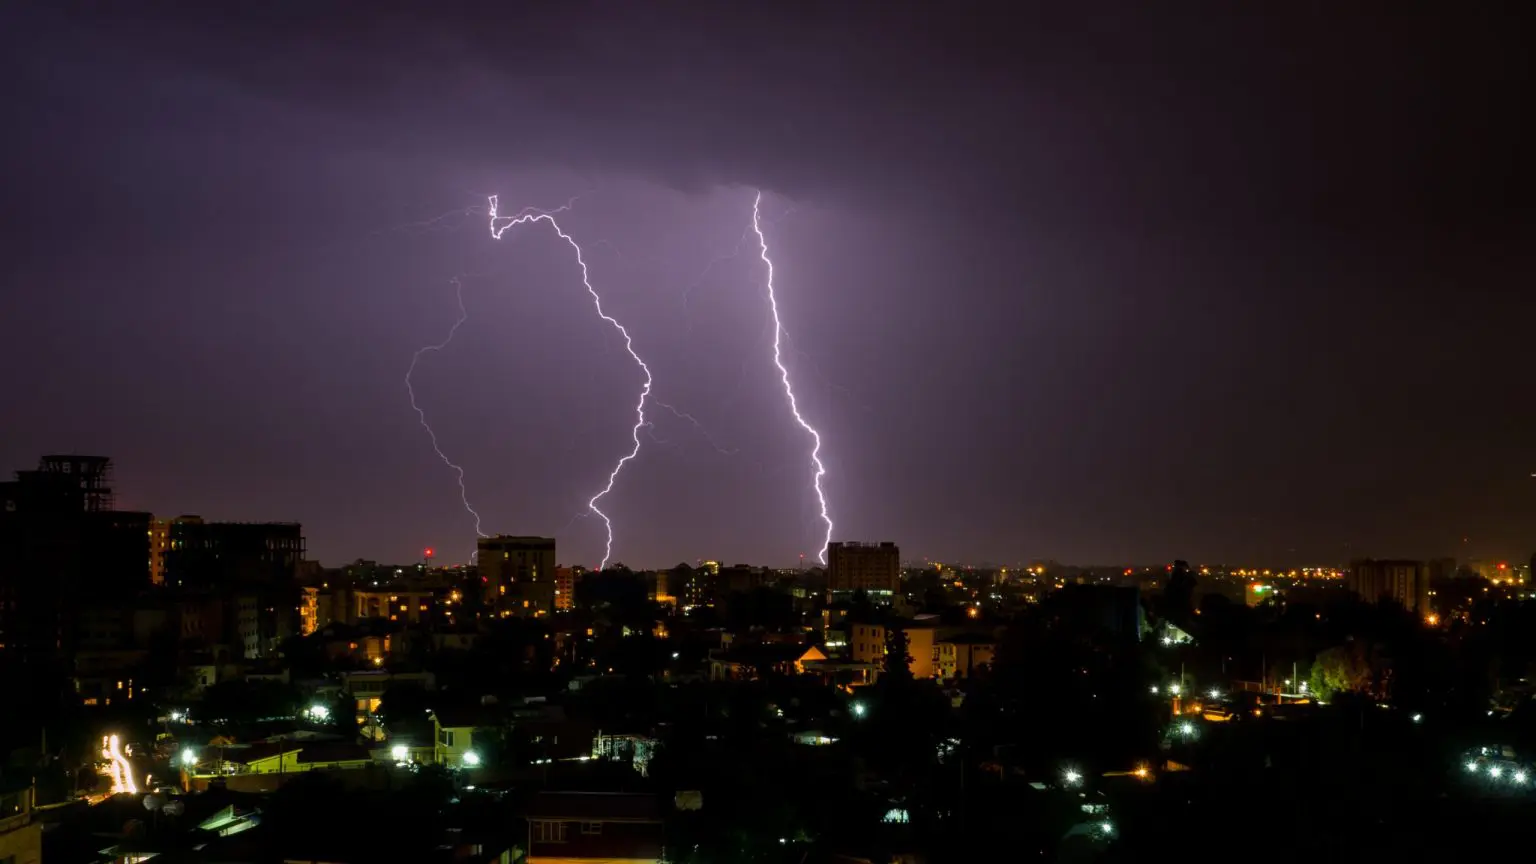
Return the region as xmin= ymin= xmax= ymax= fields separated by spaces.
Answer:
xmin=1426 ymin=613 xmax=1440 ymax=627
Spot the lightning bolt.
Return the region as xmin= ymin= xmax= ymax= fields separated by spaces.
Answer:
xmin=751 ymin=190 xmax=833 ymax=564
xmin=406 ymin=275 xmax=486 ymax=558
xmin=488 ymin=194 xmax=650 ymax=571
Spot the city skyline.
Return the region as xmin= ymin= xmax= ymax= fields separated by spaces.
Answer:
xmin=2 ymin=5 xmax=1531 ymax=568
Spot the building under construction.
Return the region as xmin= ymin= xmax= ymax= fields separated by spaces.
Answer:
xmin=0 ymin=455 xmax=151 ymax=664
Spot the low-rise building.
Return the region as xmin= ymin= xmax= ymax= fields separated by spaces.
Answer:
xmin=524 ymin=791 xmax=663 ymax=863
xmin=430 ymin=705 xmax=499 ymax=768
xmin=0 ymin=781 xmax=41 ymax=864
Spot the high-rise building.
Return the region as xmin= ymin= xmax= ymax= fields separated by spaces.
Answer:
xmin=162 ymin=516 xmax=305 ymax=588
xmin=826 ymin=541 xmax=900 ymax=602
xmin=554 ymin=566 xmax=583 ymax=611
xmin=1347 ymin=559 xmax=1431 ymax=616
xmin=0 ymin=456 xmax=150 ymax=663
xmin=477 ymin=535 xmax=557 ymax=617
xmin=148 ymin=518 xmax=171 ymax=585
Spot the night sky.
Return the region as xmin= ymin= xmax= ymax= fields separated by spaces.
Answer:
xmin=2 ymin=4 xmax=1531 ymax=569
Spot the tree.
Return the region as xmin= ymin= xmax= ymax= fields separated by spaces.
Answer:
xmin=883 ymin=627 xmax=913 ymax=683
xmin=1307 ymin=642 xmax=1374 ymax=701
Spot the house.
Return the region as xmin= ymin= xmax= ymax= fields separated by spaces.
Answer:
xmin=430 ymin=705 xmax=501 ymax=767
xmin=935 ymin=633 xmax=997 ymax=679
xmin=708 ymin=643 xmax=828 ymax=681
xmin=228 ymin=741 xmax=373 ymax=774
xmin=524 ymin=791 xmax=662 ymax=863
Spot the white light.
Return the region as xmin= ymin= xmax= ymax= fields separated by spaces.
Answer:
xmin=181 ymin=748 xmax=196 ymax=767
xmin=307 ymin=705 xmax=330 ymax=721
xmin=1207 ymin=689 xmax=1220 ymax=700
xmin=1169 ymin=684 xmax=1181 ymax=695
xmin=1063 ymin=768 xmax=1081 ymax=786
xmin=672 ymin=652 xmax=680 ymax=659
xmin=1411 ymin=713 xmax=1423 ymax=723
xmin=1466 ymin=761 xmax=1479 ymax=773
xmin=1161 ymin=636 xmax=1173 ymax=646
xmin=391 ymin=745 xmax=409 ymax=762
xmin=851 ymin=702 xmax=867 ymax=718
xmin=1149 ymin=686 xmax=1159 ymax=694
xmin=1180 ymin=722 xmax=1195 ymax=737
xmin=462 ymin=751 xmax=481 ymax=767
xmin=1298 ymin=682 xmax=1308 ymax=692
xmin=1100 ymin=821 xmax=1113 ymax=835
xmin=1516 ymin=771 xmax=1528 ymax=784
xmin=1490 ymin=766 xmax=1503 ymax=779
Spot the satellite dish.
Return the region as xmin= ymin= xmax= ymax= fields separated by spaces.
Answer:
xmin=143 ymin=794 xmax=165 ymax=812
xmin=162 ymin=800 xmax=185 ymax=817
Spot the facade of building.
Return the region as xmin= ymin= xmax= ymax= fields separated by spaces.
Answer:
xmin=0 ymin=455 xmax=150 ymax=664
xmin=478 ymin=535 xmax=557 ymax=617
xmin=0 ymin=781 xmax=41 ymax=864
xmin=1348 ymin=559 xmax=1431 ymax=615
xmin=163 ymin=517 xmax=305 ymax=589
xmin=555 ymin=566 xmax=579 ymax=611
xmin=849 ymin=621 xmax=939 ymax=680
xmin=826 ymin=541 xmax=900 ymax=602
xmin=524 ymin=792 xmax=663 ymax=863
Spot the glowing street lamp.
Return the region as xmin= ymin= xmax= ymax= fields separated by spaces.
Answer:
xmin=1062 ymin=768 xmax=1082 ymax=787
xmin=462 ymin=751 xmax=481 ymax=767
xmin=850 ymin=702 xmax=867 ymax=719
xmin=391 ymin=745 xmax=409 ymax=762
xmin=181 ymin=748 xmax=197 ymax=767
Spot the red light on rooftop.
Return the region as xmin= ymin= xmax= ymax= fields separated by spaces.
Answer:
xmin=424 ymin=548 xmax=435 ymax=558
xmin=1498 ymin=562 xmax=1508 ymax=570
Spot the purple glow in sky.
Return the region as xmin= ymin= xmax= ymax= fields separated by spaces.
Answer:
xmin=1 ymin=4 xmax=1531 ymax=568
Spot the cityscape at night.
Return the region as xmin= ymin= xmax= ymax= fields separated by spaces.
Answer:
xmin=2 ymin=3 xmax=1533 ymax=863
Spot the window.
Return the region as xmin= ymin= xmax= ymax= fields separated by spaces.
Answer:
xmin=533 ymin=821 xmax=568 ymax=843
xmin=581 ymin=822 xmax=603 ymax=835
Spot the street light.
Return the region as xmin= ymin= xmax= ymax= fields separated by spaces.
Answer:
xmin=851 ymin=702 xmax=867 ymax=719
xmin=462 ymin=751 xmax=481 ymax=767
xmin=1062 ymin=768 xmax=1082 ymax=787
xmin=391 ymin=745 xmax=409 ymax=762
xmin=1149 ymin=685 xmax=1159 ymax=695
xmin=1169 ymin=684 xmax=1181 ymax=696
xmin=181 ymin=748 xmax=197 ymax=767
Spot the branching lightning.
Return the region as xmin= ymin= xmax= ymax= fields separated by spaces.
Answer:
xmin=488 ymin=194 xmax=651 ymax=571
xmin=751 ymin=191 xmax=834 ymax=564
xmin=406 ymin=275 xmax=486 ymax=554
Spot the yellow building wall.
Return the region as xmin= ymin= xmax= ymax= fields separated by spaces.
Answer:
xmin=0 ymin=817 xmax=43 ymax=864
